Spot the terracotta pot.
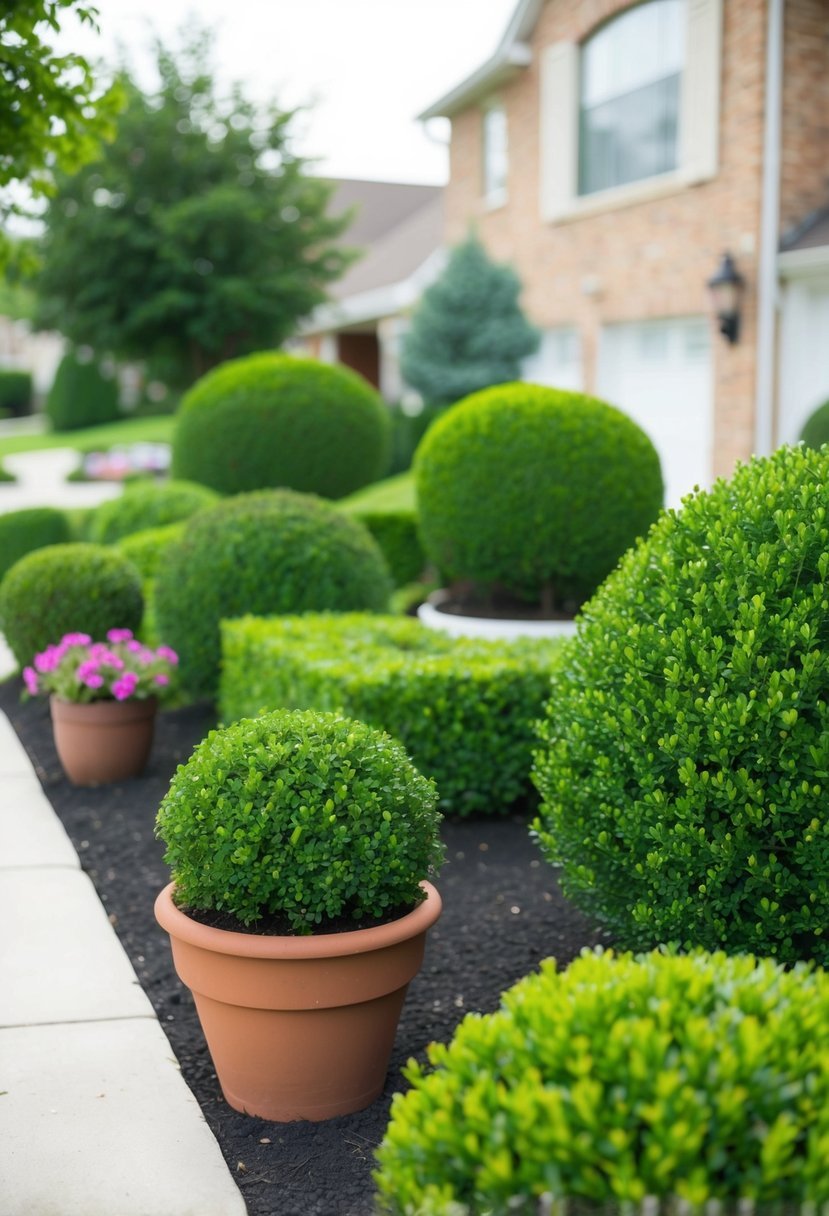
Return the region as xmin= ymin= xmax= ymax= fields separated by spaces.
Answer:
xmin=154 ymin=879 xmax=442 ymax=1122
xmin=50 ymin=695 xmax=158 ymax=786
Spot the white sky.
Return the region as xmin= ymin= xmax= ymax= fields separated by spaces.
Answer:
xmin=55 ymin=0 xmax=519 ymax=185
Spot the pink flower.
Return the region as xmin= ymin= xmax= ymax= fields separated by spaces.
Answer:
xmin=23 ymin=666 xmax=39 ymax=695
xmin=138 ymin=648 xmax=155 ymax=663
xmin=83 ymin=673 xmax=105 ymax=689
xmin=34 ymin=646 xmax=61 ymax=673
xmin=60 ymin=632 xmax=92 ymax=647
xmin=77 ymin=659 xmax=101 ymax=684
xmin=111 ymin=671 xmax=138 ymax=701
xmin=106 ymin=629 xmax=134 ymax=643
xmin=156 ymin=645 xmax=179 ymax=665
xmin=126 ymin=640 xmax=143 ymax=653
xmin=154 ymin=673 xmax=170 ymax=686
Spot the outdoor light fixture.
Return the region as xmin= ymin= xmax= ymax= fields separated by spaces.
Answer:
xmin=707 ymin=252 xmax=745 ymax=345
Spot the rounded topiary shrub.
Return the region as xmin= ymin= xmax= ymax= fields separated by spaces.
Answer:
xmin=89 ymin=480 xmax=219 ymax=544
xmin=415 ymin=384 xmax=663 ymax=610
xmin=156 ymin=707 xmax=443 ymax=933
xmin=154 ymin=490 xmax=392 ymax=700
xmin=375 ymin=948 xmax=829 ymax=1211
xmin=0 ymin=543 xmax=143 ymax=666
xmin=532 ymin=443 xmax=829 ymax=963
xmin=115 ymin=521 xmax=186 ymax=581
xmin=45 ymin=350 xmax=120 ymax=432
xmin=171 ymin=353 xmax=391 ymax=499
xmin=799 ymin=397 xmax=829 ymax=450
xmin=0 ymin=507 xmax=71 ymax=583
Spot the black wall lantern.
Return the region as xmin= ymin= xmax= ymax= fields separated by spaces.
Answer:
xmin=707 ymin=252 xmax=745 ymax=345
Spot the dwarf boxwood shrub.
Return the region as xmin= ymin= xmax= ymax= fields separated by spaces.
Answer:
xmin=375 ymin=948 xmax=829 ymax=1211
xmin=0 ymin=370 xmax=33 ymax=417
xmin=220 ymin=613 xmax=563 ymax=815
xmin=115 ymin=522 xmax=186 ymax=581
xmin=415 ymin=383 xmax=663 ymax=609
xmin=0 ymin=507 xmax=71 ymax=583
xmin=339 ymin=509 xmax=424 ymax=587
xmin=171 ymin=353 xmax=391 ymax=498
xmin=156 ymin=707 xmax=443 ymax=932
xmin=45 ymin=350 xmax=120 ymax=431
xmin=0 ymin=543 xmax=143 ymax=666
xmin=533 ymin=444 xmax=829 ymax=964
xmin=89 ymin=480 xmax=219 ymax=544
xmin=154 ymin=491 xmax=392 ymax=700
xmin=799 ymin=398 xmax=829 ymax=450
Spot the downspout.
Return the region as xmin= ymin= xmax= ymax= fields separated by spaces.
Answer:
xmin=754 ymin=0 xmax=784 ymax=456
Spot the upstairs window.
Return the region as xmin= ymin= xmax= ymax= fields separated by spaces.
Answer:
xmin=482 ymin=102 xmax=508 ymax=204
xmin=578 ymin=0 xmax=685 ymax=196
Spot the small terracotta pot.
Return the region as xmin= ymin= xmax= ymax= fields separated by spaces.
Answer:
xmin=50 ymin=695 xmax=158 ymax=786
xmin=155 ymin=880 xmax=442 ymax=1122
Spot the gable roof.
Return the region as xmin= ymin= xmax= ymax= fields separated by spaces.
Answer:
xmin=418 ymin=0 xmax=542 ymax=119
xmin=325 ymin=178 xmax=441 ymax=245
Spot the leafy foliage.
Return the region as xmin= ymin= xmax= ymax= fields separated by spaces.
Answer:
xmin=0 ymin=542 xmax=143 ymax=666
xmin=154 ymin=491 xmax=392 ymax=700
xmin=156 ymin=707 xmax=443 ymax=932
xmin=375 ymin=948 xmax=829 ymax=1211
xmin=89 ymin=480 xmax=218 ymax=544
xmin=532 ymin=444 xmax=829 ymax=963
xmin=34 ymin=30 xmax=353 ymax=386
xmin=220 ymin=614 xmax=564 ymax=816
xmin=23 ymin=628 xmax=177 ymax=703
xmin=172 ymin=353 xmax=390 ymax=497
xmin=400 ymin=236 xmax=539 ymax=407
xmin=115 ymin=521 xmax=185 ymax=580
xmin=0 ymin=370 xmax=33 ymax=417
xmin=338 ymin=509 xmax=424 ymax=587
xmin=415 ymin=383 xmax=663 ymax=610
xmin=0 ymin=506 xmax=70 ymax=582
xmin=799 ymin=398 xmax=829 ymax=450
xmin=45 ymin=350 xmax=120 ymax=431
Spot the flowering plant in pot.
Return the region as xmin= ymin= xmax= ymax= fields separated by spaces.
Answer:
xmin=154 ymin=706 xmax=444 ymax=1122
xmin=23 ymin=629 xmax=178 ymax=785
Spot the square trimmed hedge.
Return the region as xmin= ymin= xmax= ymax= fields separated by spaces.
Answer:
xmin=220 ymin=613 xmax=565 ymax=815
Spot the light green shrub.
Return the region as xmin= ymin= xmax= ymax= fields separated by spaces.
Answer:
xmin=115 ymin=522 xmax=186 ymax=581
xmin=89 ymin=480 xmax=218 ymax=544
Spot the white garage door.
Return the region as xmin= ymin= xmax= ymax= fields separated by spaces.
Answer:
xmin=597 ymin=317 xmax=713 ymax=509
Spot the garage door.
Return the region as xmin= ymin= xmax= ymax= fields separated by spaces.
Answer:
xmin=597 ymin=317 xmax=713 ymax=509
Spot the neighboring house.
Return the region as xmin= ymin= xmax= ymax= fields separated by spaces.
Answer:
xmin=419 ymin=0 xmax=829 ymax=506
xmin=299 ymin=179 xmax=444 ymax=401
xmin=0 ymin=316 xmax=63 ymax=402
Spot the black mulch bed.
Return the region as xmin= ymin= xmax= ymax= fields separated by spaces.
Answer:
xmin=1 ymin=678 xmax=605 ymax=1216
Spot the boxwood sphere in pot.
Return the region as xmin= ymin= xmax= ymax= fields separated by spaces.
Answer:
xmin=414 ymin=383 xmax=663 ymax=613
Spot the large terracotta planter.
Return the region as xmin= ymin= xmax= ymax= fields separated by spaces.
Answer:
xmin=155 ymin=879 xmax=442 ymax=1122
xmin=50 ymin=695 xmax=158 ymax=786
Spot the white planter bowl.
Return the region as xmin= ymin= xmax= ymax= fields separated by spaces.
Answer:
xmin=417 ymin=597 xmax=579 ymax=642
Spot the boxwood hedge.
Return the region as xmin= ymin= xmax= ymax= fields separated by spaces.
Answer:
xmin=0 ymin=507 xmax=71 ymax=583
xmin=220 ymin=613 xmax=564 ymax=815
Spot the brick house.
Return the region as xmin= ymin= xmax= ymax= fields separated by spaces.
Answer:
xmin=419 ymin=0 xmax=829 ymax=506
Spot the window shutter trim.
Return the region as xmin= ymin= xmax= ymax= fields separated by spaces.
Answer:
xmin=539 ymin=40 xmax=578 ymax=222
xmin=680 ymin=0 xmax=722 ymax=183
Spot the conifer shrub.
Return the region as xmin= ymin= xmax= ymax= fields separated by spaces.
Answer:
xmin=0 ymin=543 xmax=143 ymax=666
xmin=375 ymin=948 xmax=829 ymax=1211
xmin=533 ymin=444 xmax=829 ymax=963
xmin=156 ymin=707 xmax=443 ymax=932
xmin=0 ymin=507 xmax=71 ymax=583
xmin=0 ymin=370 xmax=33 ymax=417
xmin=171 ymin=352 xmax=391 ymax=498
xmin=220 ymin=613 xmax=564 ymax=815
xmin=415 ymin=383 xmax=663 ymax=610
xmin=799 ymin=397 xmax=829 ymax=450
xmin=45 ymin=350 xmax=120 ymax=431
xmin=89 ymin=479 xmax=219 ymax=544
xmin=154 ymin=490 xmax=392 ymax=700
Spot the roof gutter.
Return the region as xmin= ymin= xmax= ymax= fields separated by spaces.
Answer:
xmin=754 ymin=0 xmax=784 ymax=457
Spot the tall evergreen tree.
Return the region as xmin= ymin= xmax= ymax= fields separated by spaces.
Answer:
xmin=400 ymin=235 xmax=539 ymax=407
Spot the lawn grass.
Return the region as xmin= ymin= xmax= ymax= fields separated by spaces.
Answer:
xmin=0 ymin=414 xmax=177 ymax=459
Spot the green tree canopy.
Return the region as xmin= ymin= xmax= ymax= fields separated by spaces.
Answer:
xmin=34 ymin=31 xmax=354 ymax=385
xmin=400 ymin=234 xmax=539 ymax=408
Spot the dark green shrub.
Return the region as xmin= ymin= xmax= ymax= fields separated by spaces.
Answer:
xmin=171 ymin=352 xmax=391 ymax=498
xmin=89 ymin=480 xmax=219 ymax=544
xmin=156 ymin=707 xmax=443 ymax=932
xmin=0 ymin=543 xmax=143 ymax=666
xmin=0 ymin=507 xmax=70 ymax=582
xmin=220 ymin=613 xmax=564 ymax=815
xmin=533 ymin=444 xmax=829 ymax=964
xmin=386 ymin=401 xmax=444 ymax=475
xmin=154 ymin=490 xmax=392 ymax=700
xmin=45 ymin=350 xmax=121 ymax=431
xmin=415 ymin=383 xmax=663 ymax=610
xmin=799 ymin=398 xmax=829 ymax=450
xmin=0 ymin=370 xmax=33 ymax=417
xmin=340 ymin=509 xmax=424 ymax=587
xmin=0 ymin=462 xmax=15 ymax=483
xmin=115 ymin=522 xmax=186 ymax=581
xmin=375 ymin=948 xmax=829 ymax=1210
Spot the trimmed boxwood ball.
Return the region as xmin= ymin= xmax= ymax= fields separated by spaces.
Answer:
xmin=171 ymin=352 xmax=391 ymax=498
xmin=375 ymin=948 xmax=829 ymax=1210
xmin=154 ymin=490 xmax=392 ymax=700
xmin=799 ymin=397 xmax=829 ymax=450
xmin=415 ymin=383 xmax=663 ymax=608
xmin=0 ymin=507 xmax=70 ymax=583
xmin=532 ymin=444 xmax=829 ymax=964
xmin=155 ymin=707 xmax=444 ymax=933
xmin=115 ymin=522 xmax=186 ymax=581
xmin=0 ymin=543 xmax=143 ymax=666
xmin=89 ymin=480 xmax=219 ymax=544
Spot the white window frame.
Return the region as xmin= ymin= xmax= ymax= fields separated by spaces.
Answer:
xmin=540 ymin=0 xmax=722 ymax=223
xmin=481 ymin=99 xmax=509 ymax=209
